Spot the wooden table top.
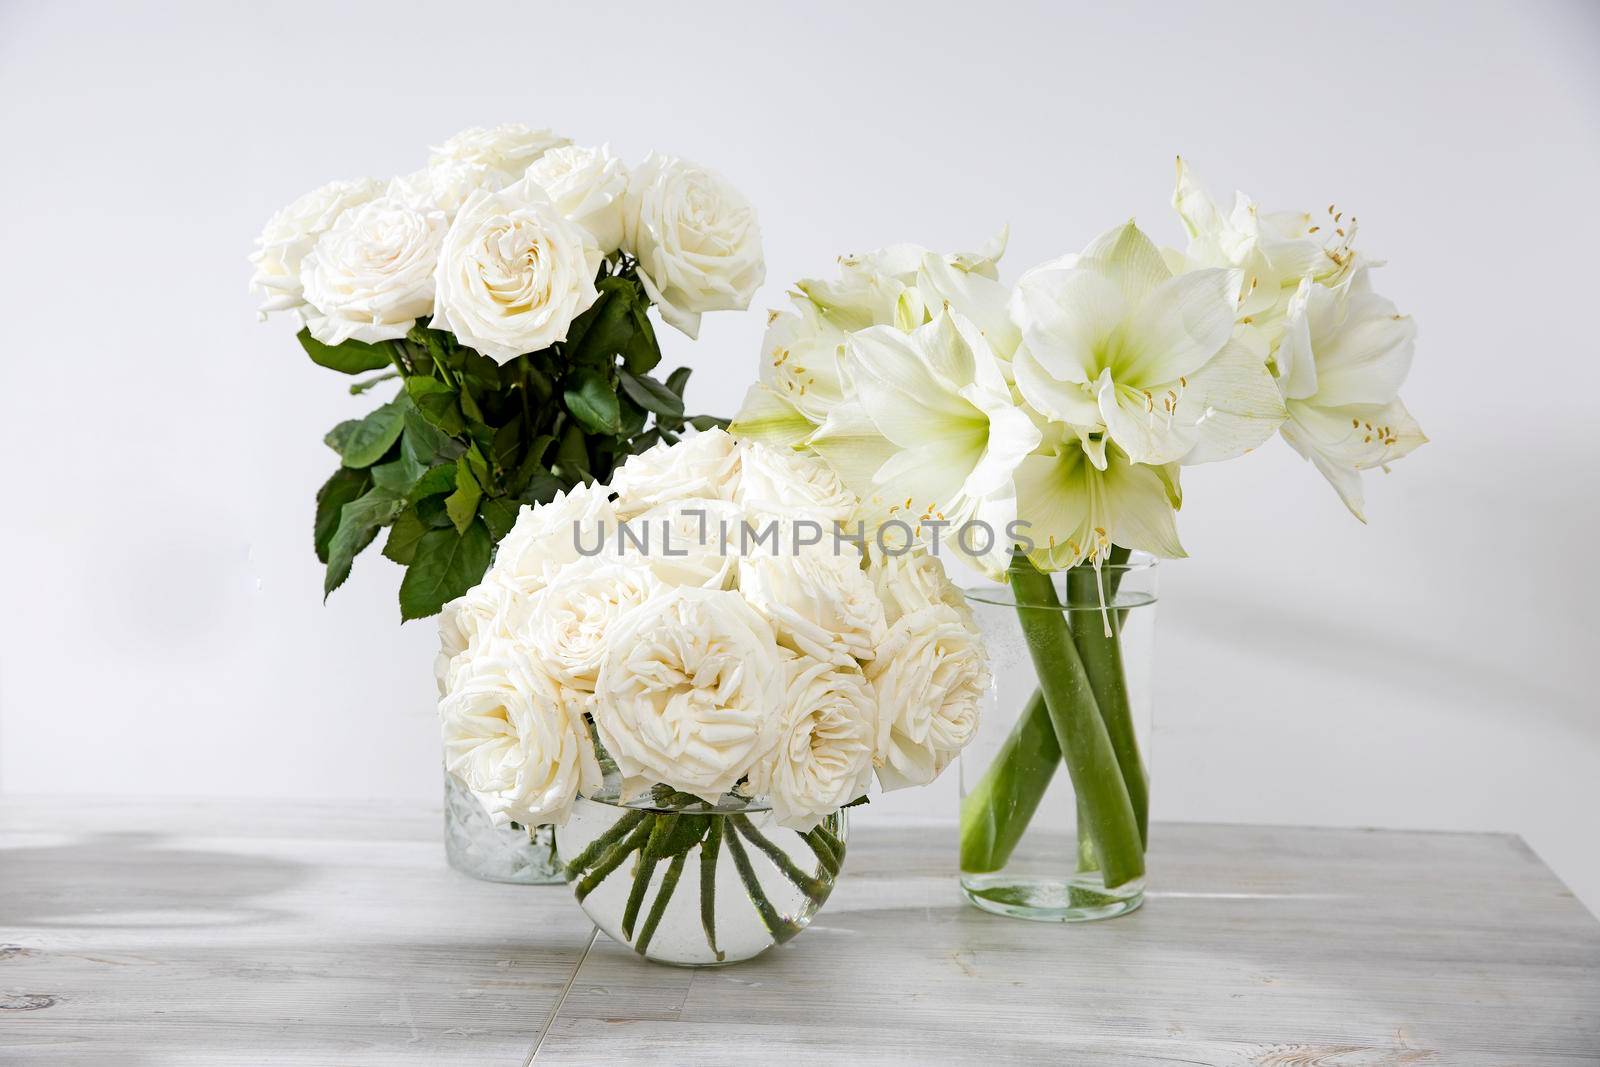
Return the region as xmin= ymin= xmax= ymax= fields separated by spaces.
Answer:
xmin=2 ymin=797 xmax=1595 ymax=1065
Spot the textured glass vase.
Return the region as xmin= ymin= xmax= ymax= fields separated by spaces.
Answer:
xmin=958 ymin=554 xmax=1157 ymax=921
xmin=443 ymin=771 xmax=563 ymax=885
xmin=558 ymin=787 xmax=846 ymax=966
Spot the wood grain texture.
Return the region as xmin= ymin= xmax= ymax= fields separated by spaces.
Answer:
xmin=2 ymin=800 xmax=1596 ymax=1065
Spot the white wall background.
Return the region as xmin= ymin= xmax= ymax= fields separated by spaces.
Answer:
xmin=2 ymin=0 xmax=1596 ymax=911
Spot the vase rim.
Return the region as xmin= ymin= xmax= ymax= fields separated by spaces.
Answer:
xmin=580 ymin=785 xmax=774 ymax=815
xmin=961 ymin=551 xmax=1159 ymax=611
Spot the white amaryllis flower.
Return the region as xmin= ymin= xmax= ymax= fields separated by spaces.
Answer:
xmin=867 ymin=545 xmax=973 ymax=627
xmin=746 ymin=655 xmax=877 ymax=831
xmin=737 ymin=550 xmax=888 ymax=666
xmin=798 ymin=232 xmax=1009 ymax=333
xmin=592 ymin=586 xmax=785 ymax=803
xmin=434 ymin=572 xmax=534 ymax=696
xmin=428 ymin=124 xmax=571 ymax=189
xmin=439 ymin=640 xmax=595 ymax=827
xmin=623 ymin=154 xmax=764 ymax=338
xmin=492 ymin=482 xmax=617 ymax=592
xmin=521 ymin=144 xmax=630 ymax=254
xmin=1010 ymin=221 xmax=1286 ymax=468
xmin=431 ymin=183 xmax=603 ymax=363
xmin=1275 ymin=268 xmax=1426 ymax=520
xmin=733 ymin=440 xmax=856 ymax=524
xmin=523 ymin=558 xmax=660 ymax=692
xmin=867 ymin=604 xmax=988 ymax=790
xmin=298 ymin=195 xmax=447 ymax=345
xmin=248 ymin=177 xmax=383 ymax=317
xmin=820 ymin=308 xmax=1040 ymax=569
xmin=607 ymin=428 xmax=741 ymax=519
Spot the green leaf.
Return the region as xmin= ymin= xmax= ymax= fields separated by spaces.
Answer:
xmin=382 ymin=508 xmax=428 ymax=565
xmin=480 ymin=496 xmax=522 ymax=541
xmin=324 ymin=486 xmax=406 ymax=597
xmin=314 ymin=467 xmax=371 ymax=565
xmin=416 ymin=495 xmax=454 ymax=529
xmin=401 ymin=409 xmax=457 ymax=468
xmin=689 ymin=414 xmax=730 ymax=431
xmin=563 ymin=368 xmax=622 ymax=435
xmin=398 ymin=521 xmax=493 ymax=621
xmin=324 ymin=400 xmax=406 ymax=469
xmin=554 ymin=419 xmax=591 ymax=481
xmin=370 ymin=450 xmax=426 ymax=493
xmin=405 ymin=377 xmax=467 ymax=436
xmin=349 ymin=370 xmax=400 ymax=395
xmin=298 ymin=328 xmax=393 ymax=374
xmin=664 ymin=366 xmax=692 ymax=398
xmin=445 ymin=459 xmax=483 ymax=534
xmin=490 ymin=416 xmax=525 ymax=473
xmin=408 ymin=463 xmax=457 ymax=502
xmin=622 ymin=299 xmax=661 ymax=374
xmin=619 ymin=370 xmax=685 ymax=420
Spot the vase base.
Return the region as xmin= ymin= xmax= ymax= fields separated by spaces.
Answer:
xmin=960 ymin=875 xmax=1144 ymax=922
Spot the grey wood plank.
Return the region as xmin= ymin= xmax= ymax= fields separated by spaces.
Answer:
xmin=539 ymin=824 xmax=1600 ymax=1065
xmin=0 ymin=798 xmax=594 ymax=1066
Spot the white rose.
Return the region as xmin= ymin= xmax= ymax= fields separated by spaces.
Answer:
xmin=428 ymin=124 xmax=571 ymax=188
xmin=439 ymin=639 xmax=594 ymax=827
xmin=387 ymin=161 xmax=500 ymax=220
xmin=867 ymin=546 xmax=973 ymax=627
xmin=612 ymin=497 xmax=743 ymax=590
xmin=623 ymin=154 xmax=764 ymax=338
xmin=298 ymin=195 xmax=447 ymax=345
xmin=734 ymin=440 xmax=856 ymax=524
xmin=592 ymin=586 xmax=785 ymax=802
xmin=746 ymin=654 xmax=877 ymax=830
xmin=431 ymin=184 xmax=603 ymax=363
xmin=491 ymin=482 xmax=618 ymax=592
xmin=738 ymin=550 xmax=887 ymax=666
xmin=434 ymin=572 xmax=533 ymax=696
xmin=607 ymin=429 xmax=741 ymax=519
xmin=248 ymin=177 xmax=383 ymax=317
xmin=523 ymin=557 xmax=659 ymax=692
xmin=867 ymin=604 xmax=988 ymax=790
xmin=521 ymin=144 xmax=629 ymax=254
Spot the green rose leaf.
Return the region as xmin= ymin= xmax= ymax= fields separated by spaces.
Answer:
xmin=619 ymin=370 xmax=686 ymax=420
xmin=622 ymin=299 xmax=661 ymax=374
xmin=298 ymin=328 xmax=394 ymax=374
xmin=401 ymin=409 xmax=458 ymax=468
xmin=554 ymin=419 xmax=592 ymax=482
xmin=325 ymin=399 xmax=407 ymax=469
xmin=382 ymin=508 xmax=429 ymax=565
xmin=324 ymin=486 xmax=406 ymax=597
xmin=563 ymin=367 xmax=622 ymax=435
xmin=445 ymin=458 xmax=483 ymax=534
xmin=664 ymin=366 xmax=692 ymax=398
xmin=370 ymin=449 xmax=427 ymax=493
xmin=480 ymin=496 xmax=523 ymax=541
xmin=408 ymin=463 xmax=457 ymax=502
xmin=689 ymin=414 xmax=730 ymax=431
xmin=399 ymin=521 xmax=493 ymax=621
xmin=314 ymin=466 xmax=372 ymax=565
xmin=405 ymin=377 xmax=467 ymax=436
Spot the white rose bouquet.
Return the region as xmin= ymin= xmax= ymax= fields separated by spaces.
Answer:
xmin=732 ymin=160 xmax=1426 ymax=898
xmin=250 ymin=124 xmax=765 ymax=618
xmin=437 ymin=431 xmax=986 ymax=958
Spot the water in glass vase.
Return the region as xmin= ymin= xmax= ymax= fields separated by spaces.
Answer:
xmin=958 ymin=552 xmax=1156 ymax=922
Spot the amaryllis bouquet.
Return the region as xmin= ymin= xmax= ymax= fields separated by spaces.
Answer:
xmin=250 ymin=124 xmax=762 ymax=618
xmin=436 ymin=430 xmax=987 ymax=960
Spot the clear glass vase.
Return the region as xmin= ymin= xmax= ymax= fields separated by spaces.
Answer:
xmin=443 ymin=771 xmax=563 ymax=885
xmin=958 ymin=552 xmax=1157 ymax=921
xmin=557 ymin=786 xmax=846 ymax=966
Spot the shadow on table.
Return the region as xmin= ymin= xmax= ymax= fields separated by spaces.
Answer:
xmin=0 ymin=830 xmax=306 ymax=929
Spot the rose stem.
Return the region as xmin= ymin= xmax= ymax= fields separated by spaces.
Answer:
xmin=574 ymin=819 xmax=652 ymax=902
xmin=801 ymin=829 xmax=840 ymax=877
xmin=700 ymin=820 xmax=725 ymax=962
xmin=621 ymin=817 xmax=669 ymax=941
xmin=814 ymin=822 xmax=846 ymax=866
xmin=732 ymin=816 xmax=826 ymax=897
xmin=634 ymin=850 xmax=688 ymax=957
xmin=563 ymin=808 xmax=648 ymax=880
xmin=722 ymin=823 xmax=787 ymax=937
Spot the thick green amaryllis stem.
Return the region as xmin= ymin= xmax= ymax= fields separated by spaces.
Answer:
xmin=958 ymin=689 xmax=1060 ymax=872
xmin=1067 ymin=547 xmax=1149 ymax=846
xmin=1006 ymin=554 xmax=1144 ymax=888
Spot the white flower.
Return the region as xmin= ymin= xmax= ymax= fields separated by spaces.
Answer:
xmin=733 ymin=440 xmax=856 ymax=524
xmin=298 ymin=195 xmax=447 ymax=345
xmin=867 ymin=546 xmax=972 ymax=627
xmin=623 ymin=154 xmax=764 ymax=338
xmin=523 ymin=558 xmax=660 ymax=692
xmin=612 ymin=497 xmax=744 ymax=590
xmin=434 ymin=573 xmax=533 ymax=696
xmin=738 ymin=550 xmax=887 ymax=666
xmin=608 ymin=428 xmax=741 ymax=518
xmin=1010 ymin=221 xmax=1285 ymax=468
xmin=1275 ymin=267 xmax=1425 ymax=520
xmin=867 ymin=604 xmax=988 ymax=791
xmin=387 ymin=162 xmax=499 ymax=220
xmin=521 ymin=144 xmax=629 ymax=254
xmin=491 ymin=482 xmax=618 ymax=592
xmin=798 ymin=232 xmax=1008 ymax=333
xmin=439 ymin=640 xmax=594 ymax=827
xmin=431 ymin=183 xmax=603 ymax=363
xmin=746 ymin=655 xmax=877 ymax=830
xmin=593 ymin=586 xmax=785 ymax=802
xmin=428 ymin=124 xmax=571 ymax=188
xmin=249 ymin=177 xmax=383 ymax=317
